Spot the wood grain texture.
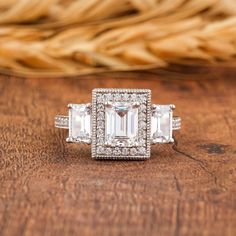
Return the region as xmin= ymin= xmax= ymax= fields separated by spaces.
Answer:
xmin=0 ymin=69 xmax=236 ymax=236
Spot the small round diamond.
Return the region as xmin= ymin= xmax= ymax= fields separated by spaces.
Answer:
xmin=138 ymin=147 xmax=146 ymax=155
xmin=130 ymin=94 xmax=137 ymax=101
xmin=122 ymin=148 xmax=129 ymax=155
xmin=140 ymin=130 xmax=146 ymax=137
xmin=113 ymin=148 xmax=121 ymax=155
xmin=97 ymin=94 xmax=104 ymax=103
xmin=104 ymin=93 xmax=113 ymax=101
xmin=106 ymin=148 xmax=112 ymax=155
xmin=140 ymin=104 xmax=146 ymax=110
xmin=130 ymin=148 xmax=137 ymax=156
xmin=97 ymin=146 xmax=104 ymax=154
xmin=97 ymin=137 xmax=103 ymax=144
xmin=97 ymin=128 xmax=104 ymax=136
xmin=97 ymin=120 xmax=104 ymax=128
xmin=97 ymin=104 xmax=104 ymax=111
xmin=140 ymin=121 xmax=146 ymax=129
xmin=122 ymin=93 xmax=129 ymax=101
xmin=139 ymin=112 xmax=146 ymax=120
xmin=97 ymin=112 xmax=104 ymax=120
xmin=114 ymin=94 xmax=121 ymax=101
xmin=138 ymin=95 xmax=146 ymax=103
xmin=139 ymin=138 xmax=146 ymax=146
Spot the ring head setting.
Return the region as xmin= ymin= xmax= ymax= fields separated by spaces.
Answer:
xmin=92 ymin=89 xmax=151 ymax=160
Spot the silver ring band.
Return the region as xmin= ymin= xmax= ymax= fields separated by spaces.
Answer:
xmin=172 ymin=116 xmax=181 ymax=130
xmin=55 ymin=114 xmax=92 ymax=144
xmin=55 ymin=115 xmax=69 ymax=129
xmin=55 ymin=114 xmax=181 ymax=131
xmin=54 ymin=89 xmax=182 ymax=159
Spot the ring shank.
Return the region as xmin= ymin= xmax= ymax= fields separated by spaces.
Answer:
xmin=55 ymin=115 xmax=181 ymax=130
xmin=172 ymin=116 xmax=181 ymax=130
xmin=55 ymin=115 xmax=69 ymax=129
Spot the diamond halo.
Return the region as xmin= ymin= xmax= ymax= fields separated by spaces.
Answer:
xmin=92 ymin=89 xmax=151 ymax=160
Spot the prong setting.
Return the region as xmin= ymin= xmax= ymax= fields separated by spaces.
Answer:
xmin=86 ymin=103 xmax=91 ymax=108
xmin=170 ymin=137 xmax=175 ymax=143
xmin=67 ymin=103 xmax=73 ymax=108
xmin=66 ymin=137 xmax=74 ymax=143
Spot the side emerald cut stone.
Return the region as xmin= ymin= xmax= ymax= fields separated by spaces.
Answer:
xmin=68 ymin=104 xmax=91 ymax=143
xmin=151 ymin=105 xmax=174 ymax=143
xmin=105 ymin=102 xmax=139 ymax=147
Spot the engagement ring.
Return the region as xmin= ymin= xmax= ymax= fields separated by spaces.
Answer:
xmin=55 ymin=89 xmax=181 ymax=160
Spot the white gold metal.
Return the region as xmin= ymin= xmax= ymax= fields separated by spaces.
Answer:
xmin=172 ymin=116 xmax=181 ymax=130
xmin=54 ymin=88 xmax=182 ymax=159
xmin=55 ymin=115 xmax=69 ymax=129
xmin=54 ymin=115 xmax=181 ymax=131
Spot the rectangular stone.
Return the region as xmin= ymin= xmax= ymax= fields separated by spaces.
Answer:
xmin=105 ymin=102 xmax=139 ymax=146
xmin=151 ymin=105 xmax=173 ymax=143
xmin=68 ymin=104 xmax=91 ymax=143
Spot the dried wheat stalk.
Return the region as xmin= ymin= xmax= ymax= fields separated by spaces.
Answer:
xmin=0 ymin=0 xmax=236 ymax=77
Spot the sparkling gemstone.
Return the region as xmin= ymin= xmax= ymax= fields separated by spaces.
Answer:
xmin=122 ymin=93 xmax=129 ymax=101
xmin=130 ymin=94 xmax=137 ymax=101
xmin=97 ymin=112 xmax=105 ymax=120
xmin=97 ymin=146 xmax=104 ymax=154
xmin=97 ymin=128 xmax=104 ymax=136
xmin=97 ymin=94 xmax=104 ymax=103
xmin=139 ymin=131 xmax=146 ymax=140
xmin=138 ymin=147 xmax=146 ymax=155
xmin=97 ymin=120 xmax=104 ymax=128
xmin=113 ymin=147 xmax=122 ymax=155
xmin=104 ymin=93 xmax=113 ymax=101
xmin=105 ymin=102 xmax=139 ymax=146
xmin=69 ymin=104 xmax=91 ymax=142
xmin=139 ymin=121 xmax=146 ymax=129
xmin=97 ymin=137 xmax=103 ymax=144
xmin=106 ymin=148 xmax=112 ymax=155
xmin=140 ymin=104 xmax=146 ymax=111
xmin=114 ymin=94 xmax=121 ymax=100
xmin=139 ymin=138 xmax=146 ymax=146
xmin=138 ymin=94 xmax=146 ymax=103
xmin=151 ymin=105 xmax=173 ymax=143
xmin=97 ymin=104 xmax=104 ymax=111
xmin=139 ymin=112 xmax=146 ymax=120
xmin=130 ymin=147 xmax=137 ymax=155
xmin=122 ymin=148 xmax=129 ymax=155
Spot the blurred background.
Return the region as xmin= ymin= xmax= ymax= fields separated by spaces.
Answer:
xmin=0 ymin=0 xmax=236 ymax=77
xmin=1 ymin=2 xmax=236 ymax=236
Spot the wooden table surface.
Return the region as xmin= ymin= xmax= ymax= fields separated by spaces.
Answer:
xmin=0 ymin=68 xmax=236 ymax=236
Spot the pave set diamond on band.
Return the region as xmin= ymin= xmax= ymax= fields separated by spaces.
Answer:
xmin=55 ymin=89 xmax=181 ymax=160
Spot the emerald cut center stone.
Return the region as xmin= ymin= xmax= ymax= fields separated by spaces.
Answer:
xmin=105 ymin=102 xmax=139 ymax=146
